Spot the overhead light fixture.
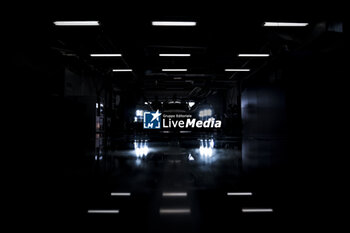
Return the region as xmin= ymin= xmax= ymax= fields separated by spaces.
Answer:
xmin=225 ymin=69 xmax=250 ymax=72
xmin=162 ymin=69 xmax=187 ymax=72
xmin=159 ymin=54 xmax=191 ymax=57
xmin=242 ymin=208 xmax=273 ymax=213
xmin=162 ymin=192 xmax=187 ymax=197
xmin=159 ymin=208 xmax=191 ymax=214
xmin=173 ymin=77 xmax=182 ymax=80
xmin=111 ymin=192 xmax=131 ymax=196
xmin=53 ymin=21 xmax=100 ymax=26
xmin=113 ymin=69 xmax=132 ymax=72
xmin=264 ymin=22 xmax=308 ymax=27
xmin=227 ymin=192 xmax=252 ymax=196
xmin=87 ymin=210 xmax=119 ymax=214
xmin=238 ymin=54 xmax=270 ymax=57
xmin=152 ymin=21 xmax=196 ymax=26
xmin=90 ymin=54 xmax=122 ymax=57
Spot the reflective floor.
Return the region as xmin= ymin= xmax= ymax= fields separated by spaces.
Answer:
xmin=40 ymin=137 xmax=291 ymax=232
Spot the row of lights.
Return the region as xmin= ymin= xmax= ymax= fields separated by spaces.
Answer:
xmin=199 ymin=139 xmax=214 ymax=157
xmin=54 ymin=20 xmax=307 ymax=73
xmin=53 ymin=21 xmax=308 ymax=27
xmin=134 ymin=140 xmax=149 ymax=157
xmin=88 ymin=54 xmax=270 ymax=73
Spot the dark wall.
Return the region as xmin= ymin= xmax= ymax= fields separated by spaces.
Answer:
xmin=241 ymin=85 xmax=287 ymax=138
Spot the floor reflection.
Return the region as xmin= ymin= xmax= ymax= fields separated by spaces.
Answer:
xmin=53 ymin=137 xmax=288 ymax=232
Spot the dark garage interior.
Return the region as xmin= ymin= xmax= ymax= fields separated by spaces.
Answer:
xmin=9 ymin=4 xmax=345 ymax=232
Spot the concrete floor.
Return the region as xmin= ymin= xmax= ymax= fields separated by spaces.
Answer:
xmin=39 ymin=137 xmax=291 ymax=232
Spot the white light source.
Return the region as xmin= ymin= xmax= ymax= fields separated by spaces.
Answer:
xmin=111 ymin=192 xmax=131 ymax=196
xmin=227 ymin=192 xmax=252 ymax=196
xmin=162 ymin=69 xmax=187 ymax=72
xmin=238 ymin=54 xmax=270 ymax=57
xmin=207 ymin=109 xmax=212 ymax=116
xmin=199 ymin=109 xmax=213 ymax=117
xmin=159 ymin=54 xmax=191 ymax=57
xmin=152 ymin=21 xmax=196 ymax=26
xmin=188 ymin=101 xmax=195 ymax=108
xmin=136 ymin=110 xmax=143 ymax=117
xmin=199 ymin=145 xmax=213 ymax=157
xmin=90 ymin=54 xmax=122 ymax=57
xmin=142 ymin=144 xmax=149 ymax=156
xmin=264 ymin=22 xmax=308 ymax=27
xmin=54 ymin=21 xmax=100 ymax=26
xmin=159 ymin=208 xmax=191 ymax=214
xmin=225 ymin=69 xmax=250 ymax=72
xmin=162 ymin=192 xmax=187 ymax=197
xmin=209 ymin=139 xmax=214 ymax=148
xmin=113 ymin=69 xmax=132 ymax=72
xmin=242 ymin=208 xmax=273 ymax=212
xmin=88 ymin=210 xmax=119 ymax=214
xmin=134 ymin=140 xmax=149 ymax=157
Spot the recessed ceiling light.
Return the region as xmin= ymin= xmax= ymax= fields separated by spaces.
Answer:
xmin=159 ymin=54 xmax=191 ymax=57
xmin=152 ymin=21 xmax=196 ymax=26
xmin=159 ymin=208 xmax=191 ymax=214
xmin=90 ymin=54 xmax=122 ymax=57
xmin=113 ymin=69 xmax=132 ymax=72
xmin=225 ymin=69 xmax=250 ymax=72
xmin=162 ymin=69 xmax=187 ymax=72
xmin=53 ymin=21 xmax=100 ymax=26
xmin=87 ymin=210 xmax=119 ymax=214
xmin=227 ymin=192 xmax=253 ymax=195
xmin=238 ymin=54 xmax=270 ymax=57
xmin=111 ymin=192 xmax=131 ymax=196
xmin=162 ymin=192 xmax=187 ymax=197
xmin=264 ymin=22 xmax=308 ymax=27
xmin=242 ymin=208 xmax=273 ymax=212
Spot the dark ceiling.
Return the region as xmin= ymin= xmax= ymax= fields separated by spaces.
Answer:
xmin=10 ymin=4 xmax=345 ymax=102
